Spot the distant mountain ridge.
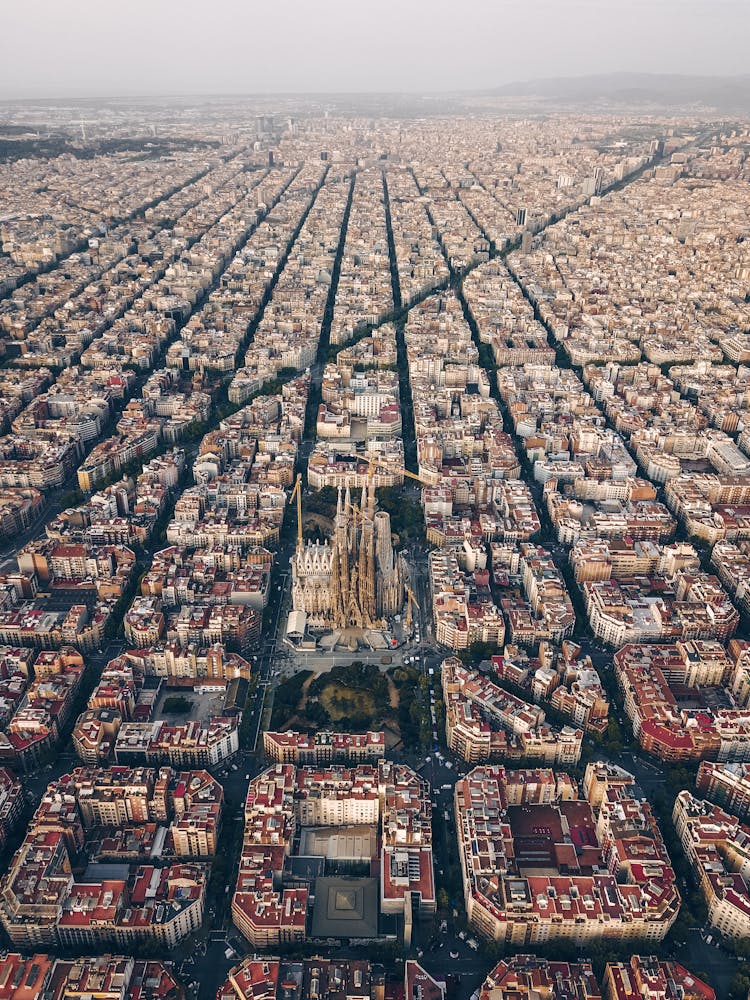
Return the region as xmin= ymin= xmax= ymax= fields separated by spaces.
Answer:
xmin=482 ymin=73 xmax=750 ymax=112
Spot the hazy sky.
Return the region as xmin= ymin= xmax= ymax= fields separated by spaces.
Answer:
xmin=1 ymin=0 xmax=748 ymax=98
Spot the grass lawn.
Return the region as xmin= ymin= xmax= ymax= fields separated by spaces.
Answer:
xmin=317 ymin=681 xmax=377 ymax=721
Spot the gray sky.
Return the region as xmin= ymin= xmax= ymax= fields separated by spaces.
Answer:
xmin=1 ymin=0 xmax=748 ymax=98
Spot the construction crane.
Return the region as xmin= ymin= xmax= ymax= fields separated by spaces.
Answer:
xmin=404 ymin=584 xmax=420 ymax=633
xmin=359 ymin=455 xmax=430 ymax=488
xmin=289 ymin=474 xmax=303 ymax=549
xmin=402 ymin=467 xmax=430 ymax=487
xmin=346 ymin=502 xmax=366 ymax=526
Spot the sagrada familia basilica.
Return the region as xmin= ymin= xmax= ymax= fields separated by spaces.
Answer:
xmin=291 ymin=479 xmax=406 ymax=632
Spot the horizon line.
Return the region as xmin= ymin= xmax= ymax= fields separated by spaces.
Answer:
xmin=1 ymin=70 xmax=749 ymax=106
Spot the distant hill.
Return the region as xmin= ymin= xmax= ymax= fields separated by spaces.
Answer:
xmin=483 ymin=73 xmax=750 ymax=113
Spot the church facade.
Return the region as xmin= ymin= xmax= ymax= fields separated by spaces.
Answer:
xmin=291 ymin=481 xmax=405 ymax=630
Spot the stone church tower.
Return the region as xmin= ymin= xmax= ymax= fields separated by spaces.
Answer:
xmin=291 ymin=479 xmax=404 ymax=631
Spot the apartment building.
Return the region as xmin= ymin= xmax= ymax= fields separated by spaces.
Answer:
xmin=114 ymin=717 xmax=239 ymax=768
xmin=0 ymin=954 xmax=184 ymax=1000
xmin=0 ymin=766 xmax=23 ymax=852
xmin=232 ymin=759 xmax=434 ymax=950
xmin=263 ymin=730 xmax=385 ymax=765
xmin=480 ymin=957 xmax=601 ymax=1000
xmin=0 ymin=647 xmax=85 ymax=772
xmin=673 ymin=790 xmax=750 ymax=940
xmin=442 ymin=657 xmax=583 ymax=766
xmin=696 ymin=761 xmax=750 ymax=819
xmin=604 ymin=957 xmax=714 ymax=1000
xmin=0 ymin=766 xmax=208 ymax=948
xmin=615 ymin=641 xmax=750 ymax=762
xmin=455 ymin=762 xmax=679 ymax=945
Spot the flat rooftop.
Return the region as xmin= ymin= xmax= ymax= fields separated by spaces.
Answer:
xmin=300 ymin=825 xmax=377 ymax=862
xmin=154 ymin=686 xmax=226 ymax=725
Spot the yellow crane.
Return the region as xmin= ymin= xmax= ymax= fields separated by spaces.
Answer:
xmin=347 ymin=502 xmax=366 ymax=525
xmin=289 ymin=473 xmax=303 ymax=549
xmin=359 ymin=454 xmax=431 ymax=488
xmin=402 ymin=467 xmax=430 ymax=487
xmin=404 ymin=584 xmax=420 ymax=633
